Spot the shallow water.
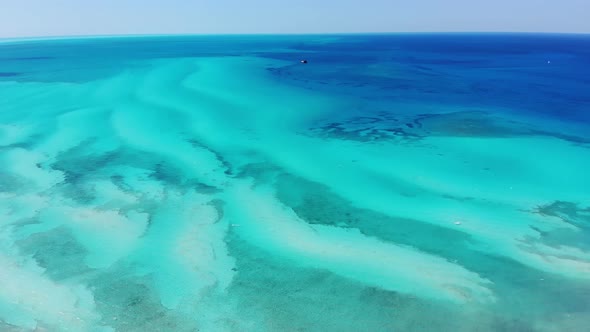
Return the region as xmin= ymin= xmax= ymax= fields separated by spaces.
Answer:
xmin=1 ymin=34 xmax=590 ymax=331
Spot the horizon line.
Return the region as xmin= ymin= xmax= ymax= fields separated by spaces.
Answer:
xmin=1 ymin=31 xmax=589 ymax=44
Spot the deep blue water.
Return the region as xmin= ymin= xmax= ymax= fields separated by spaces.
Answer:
xmin=2 ymin=34 xmax=589 ymax=122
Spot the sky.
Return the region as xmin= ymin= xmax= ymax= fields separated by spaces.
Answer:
xmin=1 ymin=0 xmax=589 ymax=38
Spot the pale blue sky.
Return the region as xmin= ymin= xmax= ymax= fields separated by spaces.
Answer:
xmin=1 ymin=0 xmax=589 ymax=38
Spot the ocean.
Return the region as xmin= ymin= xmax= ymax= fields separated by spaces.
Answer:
xmin=0 ymin=33 xmax=589 ymax=331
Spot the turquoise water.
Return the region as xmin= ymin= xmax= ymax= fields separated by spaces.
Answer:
xmin=1 ymin=34 xmax=589 ymax=331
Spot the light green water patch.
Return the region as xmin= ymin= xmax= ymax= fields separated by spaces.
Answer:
xmin=223 ymin=180 xmax=494 ymax=303
xmin=0 ymin=170 xmax=31 ymax=193
xmin=275 ymin=171 xmax=478 ymax=251
xmin=128 ymin=190 xmax=235 ymax=309
xmin=2 ymin=153 xmax=234 ymax=331
xmin=16 ymin=227 xmax=92 ymax=281
xmin=527 ymin=202 xmax=590 ymax=260
xmin=226 ymin=230 xmax=545 ymax=332
xmin=37 ymin=206 xmax=148 ymax=269
xmin=273 ymin=172 xmax=590 ymax=325
xmin=51 ymin=140 xmax=121 ymax=183
xmin=110 ymin=99 xmax=228 ymax=189
xmin=274 ymin=171 xmax=479 ymax=255
xmin=49 ymin=142 xmax=212 ymax=205
xmin=534 ymin=201 xmax=590 ymax=230
xmin=255 ymin=132 xmax=590 ymax=278
xmin=0 ymin=123 xmax=39 ymax=149
xmin=15 ymin=227 xmax=204 ymax=331
xmin=0 ymin=148 xmax=65 ymax=193
xmin=33 ymin=106 xmax=118 ymax=157
xmin=0 ymin=251 xmax=109 ymax=331
xmin=90 ymin=273 xmax=199 ymax=332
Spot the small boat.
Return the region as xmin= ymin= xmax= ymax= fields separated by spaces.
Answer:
xmin=300 ymin=60 xmax=308 ymax=64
